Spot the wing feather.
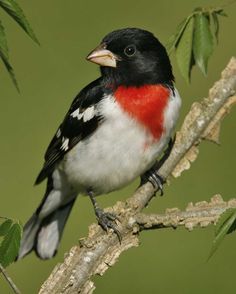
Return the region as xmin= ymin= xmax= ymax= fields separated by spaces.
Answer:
xmin=35 ymin=78 xmax=108 ymax=184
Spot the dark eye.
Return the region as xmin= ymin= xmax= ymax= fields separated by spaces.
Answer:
xmin=124 ymin=45 xmax=136 ymax=56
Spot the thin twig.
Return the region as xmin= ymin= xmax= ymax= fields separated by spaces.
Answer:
xmin=0 ymin=263 xmax=21 ymax=294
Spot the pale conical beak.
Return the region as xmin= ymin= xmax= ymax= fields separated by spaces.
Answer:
xmin=86 ymin=44 xmax=119 ymax=68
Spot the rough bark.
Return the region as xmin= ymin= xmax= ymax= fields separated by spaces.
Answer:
xmin=135 ymin=194 xmax=236 ymax=231
xmin=39 ymin=57 xmax=236 ymax=294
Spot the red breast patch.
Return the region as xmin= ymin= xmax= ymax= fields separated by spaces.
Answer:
xmin=114 ymin=85 xmax=170 ymax=139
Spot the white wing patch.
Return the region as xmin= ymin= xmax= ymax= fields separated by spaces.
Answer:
xmin=56 ymin=128 xmax=61 ymax=138
xmin=70 ymin=108 xmax=83 ymax=120
xmin=61 ymin=137 xmax=69 ymax=151
xmin=83 ymin=106 xmax=95 ymax=122
xmin=70 ymin=106 xmax=96 ymax=122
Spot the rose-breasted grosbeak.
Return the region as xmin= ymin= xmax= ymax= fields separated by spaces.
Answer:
xmin=18 ymin=28 xmax=181 ymax=259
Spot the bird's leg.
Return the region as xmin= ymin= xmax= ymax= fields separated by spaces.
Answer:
xmin=141 ymin=135 xmax=176 ymax=196
xmin=87 ymin=189 xmax=122 ymax=242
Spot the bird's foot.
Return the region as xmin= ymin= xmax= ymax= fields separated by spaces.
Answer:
xmin=141 ymin=168 xmax=165 ymax=196
xmin=95 ymin=208 xmax=122 ymax=242
xmin=87 ymin=189 xmax=121 ymax=242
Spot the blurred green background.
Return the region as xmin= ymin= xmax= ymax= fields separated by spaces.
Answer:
xmin=0 ymin=0 xmax=236 ymax=293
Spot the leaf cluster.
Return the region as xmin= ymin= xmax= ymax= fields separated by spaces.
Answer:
xmin=0 ymin=0 xmax=39 ymax=90
xmin=0 ymin=217 xmax=22 ymax=268
xmin=167 ymin=7 xmax=227 ymax=82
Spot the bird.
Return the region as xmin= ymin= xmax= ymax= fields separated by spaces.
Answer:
xmin=18 ymin=28 xmax=181 ymax=260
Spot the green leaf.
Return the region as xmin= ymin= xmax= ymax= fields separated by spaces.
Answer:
xmin=0 ymin=220 xmax=22 ymax=267
xmin=0 ymin=219 xmax=12 ymax=237
xmin=166 ymin=19 xmax=186 ymax=52
xmin=175 ymin=16 xmax=194 ymax=82
xmin=193 ymin=13 xmax=214 ymax=75
xmin=210 ymin=8 xmax=227 ymax=44
xmin=0 ymin=52 xmax=19 ymax=91
xmin=0 ymin=20 xmax=8 ymax=58
xmin=208 ymin=208 xmax=236 ymax=260
xmin=211 ymin=12 xmax=220 ymax=43
xmin=0 ymin=19 xmax=18 ymax=90
xmin=166 ymin=16 xmax=192 ymax=53
xmin=0 ymin=0 xmax=39 ymax=45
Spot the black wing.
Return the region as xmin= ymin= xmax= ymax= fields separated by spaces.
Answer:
xmin=35 ymin=78 xmax=109 ymax=184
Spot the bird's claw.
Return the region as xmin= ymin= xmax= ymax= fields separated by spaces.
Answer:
xmin=95 ymin=208 xmax=122 ymax=243
xmin=141 ymin=169 xmax=165 ymax=196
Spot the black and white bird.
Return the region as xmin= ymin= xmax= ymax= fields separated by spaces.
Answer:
xmin=18 ymin=28 xmax=181 ymax=259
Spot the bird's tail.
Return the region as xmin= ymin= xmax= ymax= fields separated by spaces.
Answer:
xmin=17 ymin=174 xmax=76 ymax=260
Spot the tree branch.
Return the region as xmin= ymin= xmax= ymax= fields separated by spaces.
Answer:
xmin=135 ymin=195 xmax=236 ymax=231
xmin=39 ymin=57 xmax=236 ymax=294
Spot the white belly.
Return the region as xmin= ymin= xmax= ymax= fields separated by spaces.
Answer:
xmin=61 ymin=92 xmax=181 ymax=194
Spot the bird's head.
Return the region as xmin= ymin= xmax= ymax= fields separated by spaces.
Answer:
xmin=86 ymin=28 xmax=174 ymax=88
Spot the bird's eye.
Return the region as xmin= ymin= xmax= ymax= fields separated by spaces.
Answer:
xmin=124 ymin=45 xmax=136 ymax=57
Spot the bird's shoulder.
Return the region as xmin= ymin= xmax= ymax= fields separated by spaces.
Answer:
xmin=35 ymin=77 xmax=111 ymax=184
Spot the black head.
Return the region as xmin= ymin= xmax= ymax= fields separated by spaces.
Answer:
xmin=87 ymin=28 xmax=174 ymax=88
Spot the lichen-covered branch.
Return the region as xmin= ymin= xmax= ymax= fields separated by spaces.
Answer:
xmin=39 ymin=57 xmax=236 ymax=294
xmin=134 ymin=195 xmax=236 ymax=231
